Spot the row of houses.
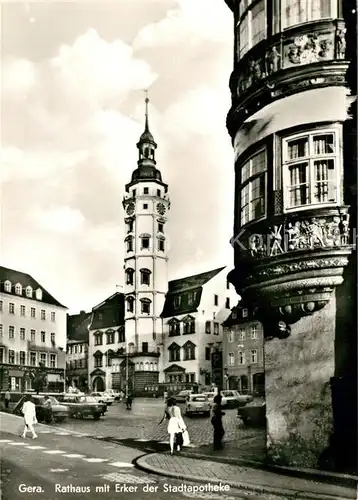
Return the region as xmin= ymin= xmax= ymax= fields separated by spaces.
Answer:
xmin=0 ymin=265 xmax=264 ymax=395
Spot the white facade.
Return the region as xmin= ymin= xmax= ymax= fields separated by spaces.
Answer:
xmin=122 ymin=97 xmax=170 ymax=372
xmin=0 ymin=269 xmax=67 ymax=391
xmin=162 ymin=268 xmax=237 ymax=386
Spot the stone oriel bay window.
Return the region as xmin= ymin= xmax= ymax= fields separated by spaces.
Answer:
xmin=282 ymin=128 xmax=341 ymax=211
xmin=240 ymin=148 xmax=267 ymax=226
xmin=278 ymin=0 xmax=338 ymax=31
xmin=237 ymin=0 xmax=266 ymax=58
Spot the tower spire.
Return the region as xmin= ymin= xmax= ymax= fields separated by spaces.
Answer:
xmin=145 ymin=90 xmax=149 ymax=132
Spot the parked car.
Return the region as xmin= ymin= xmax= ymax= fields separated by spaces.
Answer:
xmin=185 ymin=394 xmax=211 ymax=417
xmin=217 ymin=390 xmax=251 ymax=409
xmin=90 ymin=392 xmax=114 ymax=405
xmin=203 ymin=392 xmax=216 ymax=405
xmin=237 ymin=398 xmax=266 ymax=426
xmin=106 ymin=389 xmax=121 ymax=401
xmin=61 ymin=395 xmax=106 ymax=419
xmin=13 ymin=395 xmax=70 ymax=423
xmin=173 ymin=390 xmax=192 ymax=403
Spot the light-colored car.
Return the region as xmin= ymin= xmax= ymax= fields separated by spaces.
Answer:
xmin=185 ymin=394 xmax=211 ymax=417
xmin=220 ymin=390 xmax=253 ymax=408
xmin=90 ymin=392 xmax=114 ymax=405
xmin=173 ymin=390 xmax=193 ymax=403
xmin=203 ymin=392 xmax=216 ymax=404
xmin=106 ymin=389 xmax=121 ymax=400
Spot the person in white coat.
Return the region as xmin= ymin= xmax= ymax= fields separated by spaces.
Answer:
xmin=167 ymin=397 xmax=186 ymax=455
xmin=21 ymin=396 xmax=38 ymax=439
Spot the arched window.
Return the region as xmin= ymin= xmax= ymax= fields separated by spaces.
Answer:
xmin=35 ymin=288 xmax=43 ymax=300
xmin=93 ymin=351 xmax=103 ymax=368
xmin=139 ymin=362 xmax=144 ymax=371
xmin=94 ymin=331 xmax=103 ymax=346
xmin=140 ymin=298 xmax=151 ymax=315
xmin=150 ymin=362 xmax=153 ymax=371
xmin=140 ymin=268 xmax=151 ymax=286
xmin=126 ymin=296 xmax=135 ymax=313
xmin=125 ymin=235 xmax=133 ymax=252
xmin=145 ymin=362 xmax=149 ymax=371
xmin=4 ymin=281 xmax=12 ymax=293
xmin=183 ymin=341 xmax=196 ymax=361
xmin=157 ymin=235 xmax=165 ymax=252
xmin=125 ymin=268 xmax=135 ymax=285
xmin=128 ymin=342 xmax=135 ymax=354
xmin=15 ymin=283 xmax=22 ymax=295
xmin=168 ymin=343 xmax=180 ymax=362
xmin=153 ymin=362 xmax=158 ymax=372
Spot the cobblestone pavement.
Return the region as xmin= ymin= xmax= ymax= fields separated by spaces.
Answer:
xmin=56 ymin=399 xmax=265 ymax=447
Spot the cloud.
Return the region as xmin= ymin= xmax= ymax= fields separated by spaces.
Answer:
xmin=30 ymin=206 xmax=86 ymax=234
xmin=134 ymin=0 xmax=231 ymax=49
xmin=2 ymin=57 xmax=37 ymax=97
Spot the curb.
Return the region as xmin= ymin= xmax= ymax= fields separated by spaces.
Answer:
xmin=181 ymin=450 xmax=358 ymax=488
xmin=135 ymin=453 xmax=356 ymax=500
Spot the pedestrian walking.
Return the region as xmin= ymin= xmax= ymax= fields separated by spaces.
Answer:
xmin=126 ymin=392 xmax=133 ymax=410
xmin=211 ymin=394 xmax=225 ymax=450
xmin=166 ymin=397 xmax=186 ymax=455
xmin=4 ymin=389 xmax=11 ymax=410
xmin=21 ymin=396 xmax=38 ymax=439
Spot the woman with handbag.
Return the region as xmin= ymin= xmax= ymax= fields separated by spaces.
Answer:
xmin=166 ymin=397 xmax=186 ymax=455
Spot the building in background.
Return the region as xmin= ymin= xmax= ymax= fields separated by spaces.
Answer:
xmin=0 ymin=266 xmax=67 ymax=393
xmin=66 ymin=311 xmax=91 ymax=392
xmin=222 ymin=303 xmax=264 ymax=395
xmin=87 ymin=292 xmax=126 ymax=392
xmin=161 ymin=268 xmax=235 ymax=389
xmin=224 ymin=0 xmax=356 ymax=472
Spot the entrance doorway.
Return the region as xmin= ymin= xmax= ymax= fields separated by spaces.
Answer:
xmin=93 ymin=376 xmax=105 ymax=392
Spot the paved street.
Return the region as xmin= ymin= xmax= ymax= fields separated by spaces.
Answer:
xmin=53 ymin=398 xmax=265 ymax=453
xmin=0 ymin=429 xmax=278 ymax=500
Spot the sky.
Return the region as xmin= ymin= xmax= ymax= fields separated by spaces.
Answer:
xmin=1 ymin=0 xmax=235 ymax=314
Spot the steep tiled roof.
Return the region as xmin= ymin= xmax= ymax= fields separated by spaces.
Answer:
xmin=67 ymin=311 xmax=92 ymax=341
xmin=222 ymin=302 xmax=256 ymax=327
xmin=0 ymin=265 xmax=66 ymax=308
xmin=90 ymin=292 xmax=125 ymax=330
xmin=168 ymin=267 xmax=225 ymax=293
xmin=161 ymin=267 xmax=225 ymax=319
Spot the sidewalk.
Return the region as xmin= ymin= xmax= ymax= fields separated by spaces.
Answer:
xmin=136 ymin=452 xmax=357 ymax=500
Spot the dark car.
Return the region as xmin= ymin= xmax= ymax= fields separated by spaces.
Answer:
xmin=13 ymin=395 xmax=70 ymax=423
xmin=237 ymin=398 xmax=266 ymax=426
xmin=60 ymin=395 xmax=106 ymax=420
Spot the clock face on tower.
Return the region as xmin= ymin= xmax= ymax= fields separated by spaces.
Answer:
xmin=126 ymin=202 xmax=135 ymax=215
xmin=157 ymin=203 xmax=166 ymax=215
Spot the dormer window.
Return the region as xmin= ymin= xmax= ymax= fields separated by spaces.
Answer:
xmin=36 ymin=288 xmax=43 ymax=300
xmin=174 ymin=295 xmax=181 ymax=308
xmin=26 ymin=286 xmax=33 ymax=298
xmin=242 ymin=308 xmax=248 ymax=318
xmin=15 ymin=283 xmax=22 ymax=295
xmin=4 ymin=281 xmax=11 ymax=293
xmin=140 ymin=269 xmax=151 ymax=286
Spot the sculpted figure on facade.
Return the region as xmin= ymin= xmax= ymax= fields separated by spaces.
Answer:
xmin=269 ymin=225 xmax=284 ymax=256
xmin=336 ymin=28 xmax=347 ymax=59
xmin=266 ymin=46 xmax=281 ymax=75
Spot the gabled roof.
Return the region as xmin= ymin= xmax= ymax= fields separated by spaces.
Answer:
xmin=168 ymin=267 xmax=225 ymax=293
xmin=0 ymin=265 xmax=66 ymax=308
xmin=161 ymin=267 xmax=226 ymax=318
xmin=90 ymin=292 xmax=125 ymax=330
xmin=163 ymin=364 xmax=185 ymax=373
xmin=67 ymin=311 xmax=91 ymax=341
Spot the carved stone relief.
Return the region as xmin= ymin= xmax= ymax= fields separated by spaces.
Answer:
xmin=284 ymin=33 xmax=334 ymax=68
xmin=335 ymin=27 xmax=346 ymax=59
xmin=242 ymin=213 xmax=351 ymax=259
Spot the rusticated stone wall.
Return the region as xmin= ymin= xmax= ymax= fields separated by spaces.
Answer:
xmin=264 ymin=294 xmax=336 ymax=468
